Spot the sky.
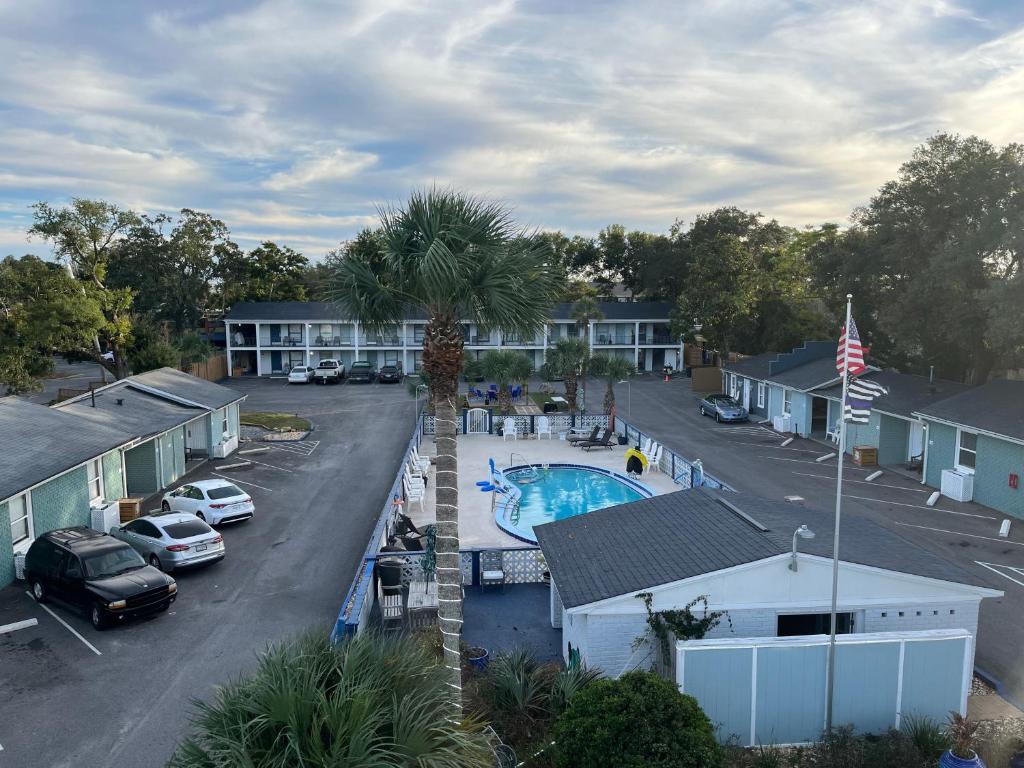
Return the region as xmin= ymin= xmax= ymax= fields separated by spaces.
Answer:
xmin=2 ymin=0 xmax=1024 ymax=261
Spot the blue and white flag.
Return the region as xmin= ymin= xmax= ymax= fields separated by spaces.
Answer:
xmin=844 ymin=377 xmax=889 ymax=424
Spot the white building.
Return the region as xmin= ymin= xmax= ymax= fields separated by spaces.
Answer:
xmin=223 ymin=301 xmax=682 ymax=376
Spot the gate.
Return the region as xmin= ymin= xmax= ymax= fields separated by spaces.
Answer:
xmin=467 ymin=408 xmax=490 ymax=434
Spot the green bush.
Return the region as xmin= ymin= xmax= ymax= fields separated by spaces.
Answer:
xmin=552 ymin=670 xmax=723 ymax=768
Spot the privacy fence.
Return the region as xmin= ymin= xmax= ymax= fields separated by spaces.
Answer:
xmin=332 ymin=410 xmax=733 ymax=638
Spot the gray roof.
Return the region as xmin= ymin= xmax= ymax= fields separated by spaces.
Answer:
xmin=54 ymin=383 xmax=208 ymax=441
xmin=0 ymin=398 xmax=135 ymax=503
xmin=722 ymin=352 xmax=779 ymax=380
xmin=224 ymin=300 xmax=675 ymax=324
xmin=813 ymin=371 xmax=970 ymax=421
xmin=129 ymin=367 xmax=244 ymax=410
xmin=915 ymin=379 xmax=1024 ymax=443
xmin=766 ymin=356 xmax=843 ymax=391
xmin=535 ymin=488 xmax=994 ymax=609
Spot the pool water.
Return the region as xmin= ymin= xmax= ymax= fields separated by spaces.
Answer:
xmin=500 ymin=466 xmax=648 ymax=543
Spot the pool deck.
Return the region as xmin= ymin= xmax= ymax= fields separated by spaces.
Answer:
xmin=411 ymin=433 xmax=681 ymax=548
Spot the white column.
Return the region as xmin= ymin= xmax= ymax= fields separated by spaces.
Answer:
xmin=255 ymin=322 xmax=264 ymax=376
xmin=634 ymin=321 xmax=640 ymax=368
xmin=305 ymin=323 xmax=312 ymax=366
xmin=354 ymin=321 xmax=361 ymax=360
xmin=225 ymin=322 xmax=233 ymax=377
xmin=542 ymin=325 xmax=548 ymax=364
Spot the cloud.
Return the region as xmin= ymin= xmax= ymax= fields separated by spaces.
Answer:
xmin=1 ymin=0 xmax=1023 ymax=259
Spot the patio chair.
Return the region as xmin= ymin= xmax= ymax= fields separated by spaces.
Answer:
xmin=402 ymin=475 xmax=425 ymax=514
xmin=580 ymin=429 xmax=615 ymax=451
xmin=479 ymin=550 xmax=505 ymax=592
xmin=502 ymin=417 xmax=518 ymax=441
xmin=647 ymin=444 xmax=663 ymax=473
xmin=410 ymin=446 xmax=431 ymax=474
xmin=408 ymin=459 xmax=429 ymax=485
xmin=511 ymin=384 xmax=522 ymax=402
xmin=566 ymin=426 xmax=600 ymax=445
xmin=377 ymin=560 xmax=405 ymax=631
xmin=826 ymin=420 xmax=842 ymax=444
xmin=642 ymin=440 xmax=659 ymax=463
xmin=536 ymin=415 xmax=552 ymax=440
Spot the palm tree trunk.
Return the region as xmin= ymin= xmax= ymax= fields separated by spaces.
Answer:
xmin=422 ymin=314 xmax=464 ymax=717
xmin=565 ymin=372 xmax=578 ymax=411
xmin=603 ymin=381 xmax=615 ymax=415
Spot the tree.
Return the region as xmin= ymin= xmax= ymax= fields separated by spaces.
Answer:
xmin=590 ymin=354 xmax=634 ymax=415
xmin=0 ymin=255 xmax=107 ymax=393
xmin=545 ymin=338 xmax=590 ymax=412
xmin=481 ymin=350 xmax=533 ymax=414
xmin=570 ymin=293 xmax=603 ymax=412
xmin=552 ymin=670 xmax=722 ymax=768
xmin=217 ymin=240 xmax=309 ymax=307
xmin=29 ymin=199 xmax=141 ymax=378
xmin=328 ymin=188 xmax=559 ymax=714
xmin=169 ymin=631 xmax=492 ymax=767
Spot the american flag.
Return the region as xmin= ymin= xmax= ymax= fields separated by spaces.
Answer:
xmin=844 ymin=377 xmax=889 ymax=424
xmin=837 ymin=317 xmax=867 ymax=376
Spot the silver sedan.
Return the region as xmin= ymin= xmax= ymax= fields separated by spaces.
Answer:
xmin=110 ymin=512 xmax=225 ymax=572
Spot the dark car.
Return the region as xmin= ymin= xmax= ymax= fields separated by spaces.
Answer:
xmin=25 ymin=527 xmax=177 ymax=630
xmin=348 ymin=361 xmax=376 ymax=383
xmin=698 ymin=393 xmax=749 ymax=423
xmin=378 ymin=364 xmax=403 ymax=383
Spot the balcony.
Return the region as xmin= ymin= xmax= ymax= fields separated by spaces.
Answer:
xmin=642 ymin=333 xmax=676 ymax=345
xmin=229 ymin=336 xmax=257 ymax=347
xmin=363 ymin=335 xmax=402 ymax=347
xmin=501 ymin=336 xmax=540 ymax=347
xmin=466 ymin=336 xmax=497 ymax=346
xmin=263 ymin=336 xmax=305 ymax=347
xmin=311 ymin=335 xmax=353 ymax=347
xmin=594 ymin=334 xmax=636 ymax=346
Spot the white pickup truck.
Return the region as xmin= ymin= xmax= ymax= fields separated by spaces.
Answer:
xmin=313 ymin=359 xmax=345 ymax=384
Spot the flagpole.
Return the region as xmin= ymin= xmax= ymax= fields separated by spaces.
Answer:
xmin=825 ymin=294 xmax=853 ymax=734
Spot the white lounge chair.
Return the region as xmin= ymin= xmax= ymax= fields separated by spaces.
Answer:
xmin=403 ymin=475 xmax=425 ymax=514
xmin=377 ymin=561 xmax=404 ymax=631
xmin=405 ymin=463 xmax=426 ymax=488
xmin=410 ymin=446 xmax=431 ymax=473
xmin=502 ymin=417 xmax=518 ymax=441
xmin=536 ymin=415 xmax=552 ymax=440
xmin=407 ymin=459 xmax=428 ymax=483
xmin=826 ymin=420 xmax=842 ymax=444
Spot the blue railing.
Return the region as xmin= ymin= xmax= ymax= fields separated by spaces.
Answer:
xmin=617 ymin=418 xmax=734 ymax=492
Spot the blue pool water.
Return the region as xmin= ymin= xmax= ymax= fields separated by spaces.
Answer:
xmin=498 ymin=466 xmax=648 ymax=543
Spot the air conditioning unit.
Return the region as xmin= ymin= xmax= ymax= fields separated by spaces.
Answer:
xmin=212 ymin=434 xmax=239 ymax=459
xmin=773 ymin=413 xmax=793 ymax=433
xmin=91 ymin=502 xmax=120 ymax=534
xmin=941 ymin=469 xmax=974 ymax=502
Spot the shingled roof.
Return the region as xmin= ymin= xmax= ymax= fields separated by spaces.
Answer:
xmin=914 ymin=379 xmax=1024 ymax=444
xmin=534 ymin=488 xmax=995 ymax=609
xmin=813 ymin=370 xmax=970 ymax=421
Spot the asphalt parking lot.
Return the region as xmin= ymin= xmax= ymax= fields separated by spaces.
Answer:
xmin=0 ymin=375 xmax=415 ymax=768
xmin=613 ymin=375 xmax=1024 ymax=708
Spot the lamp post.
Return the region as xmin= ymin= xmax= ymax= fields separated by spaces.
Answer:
xmin=788 ymin=525 xmax=815 ymax=571
xmin=617 ymin=378 xmax=631 ymax=422
xmin=414 ymin=383 xmax=428 ymax=430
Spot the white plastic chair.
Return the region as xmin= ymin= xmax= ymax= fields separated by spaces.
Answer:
xmin=407 ymin=459 xmax=428 ymax=483
xmin=641 ymin=436 xmax=653 ymax=455
xmin=503 ymin=417 xmax=518 ymax=441
xmin=826 ymin=420 xmax=842 ymax=445
xmin=403 ymin=475 xmax=425 ymax=514
xmin=410 ymin=446 xmax=431 ymax=473
xmin=536 ymin=416 xmax=552 ymax=440
xmin=647 ymin=445 xmax=663 ymax=473
xmin=404 ymin=466 xmax=426 ymax=493
xmin=642 ymin=440 xmax=659 ymax=463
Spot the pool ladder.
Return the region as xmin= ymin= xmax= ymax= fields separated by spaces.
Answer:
xmin=509 ymin=452 xmax=542 ymax=483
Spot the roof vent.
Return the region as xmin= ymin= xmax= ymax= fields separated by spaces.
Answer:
xmin=713 ymin=494 xmax=769 ymax=532
xmin=115 ymin=398 xmax=124 ymax=406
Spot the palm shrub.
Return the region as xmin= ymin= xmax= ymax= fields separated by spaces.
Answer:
xmin=328 ymin=188 xmax=560 ymax=714
xmin=552 ymin=670 xmax=722 ymax=768
xmin=589 ymin=354 xmax=634 ymax=415
xmin=544 ymin=338 xmax=590 ymax=412
xmin=481 ymin=350 xmax=532 ymax=414
xmin=168 ymin=631 xmax=492 ymax=767
xmin=570 ymin=294 xmax=603 ymax=411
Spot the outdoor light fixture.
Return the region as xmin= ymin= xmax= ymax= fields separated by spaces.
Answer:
xmin=788 ymin=524 xmax=815 ymax=571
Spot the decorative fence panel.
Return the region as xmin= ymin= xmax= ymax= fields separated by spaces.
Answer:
xmin=423 ymin=411 xmax=610 ymax=437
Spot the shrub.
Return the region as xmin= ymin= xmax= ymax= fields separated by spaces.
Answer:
xmin=552 ymin=670 xmax=723 ymax=768
xmin=901 ymin=714 xmax=949 ymax=761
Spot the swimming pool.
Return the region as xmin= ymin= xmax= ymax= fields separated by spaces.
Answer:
xmin=495 ymin=464 xmax=651 ymax=544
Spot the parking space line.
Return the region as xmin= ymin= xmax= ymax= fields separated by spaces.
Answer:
xmin=845 ymin=494 xmax=996 ymax=519
xmin=240 ymin=457 xmax=295 ymax=473
xmin=976 ymin=561 xmax=1024 ymax=588
xmin=727 ymin=440 xmax=822 ymax=453
xmin=24 ymin=591 xmax=102 ymax=656
xmin=791 ymin=471 xmax=930 ymax=493
xmin=894 ymin=522 xmax=1024 ymax=546
xmin=0 ymin=618 xmax=39 ymax=634
xmin=760 ymin=455 xmax=872 ymax=471
xmin=211 ymin=473 xmax=274 ymax=492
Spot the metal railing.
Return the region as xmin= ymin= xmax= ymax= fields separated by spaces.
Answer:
xmin=616 ymin=417 xmax=733 ymax=491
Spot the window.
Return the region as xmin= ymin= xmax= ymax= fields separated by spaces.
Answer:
xmin=62 ymin=554 xmax=83 ymax=580
xmin=956 ymin=430 xmax=977 ymax=473
xmin=222 ymin=410 xmax=230 ymax=438
xmin=757 ymin=382 xmax=766 ymax=409
xmin=9 ymin=493 xmax=32 ymax=549
xmin=783 ymin=389 xmax=793 ymax=414
xmin=87 ymin=459 xmax=103 ymax=503
xmin=187 ymin=486 xmax=206 ymax=500
xmin=777 ymin=612 xmax=854 ymax=637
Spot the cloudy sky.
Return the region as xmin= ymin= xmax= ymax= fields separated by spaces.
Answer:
xmin=2 ymin=0 xmax=1023 ymax=260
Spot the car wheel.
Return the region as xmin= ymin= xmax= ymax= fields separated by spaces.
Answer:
xmin=149 ymin=554 xmax=163 ymax=571
xmin=699 ymin=406 xmax=705 ymax=416
xmin=161 ymin=500 xmax=170 ymax=512
xmin=31 ymin=580 xmax=47 ymax=604
xmin=91 ymin=604 xmax=108 ymax=631
xmin=715 ymin=413 xmax=721 ymax=423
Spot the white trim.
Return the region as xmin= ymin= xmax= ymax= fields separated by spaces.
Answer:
xmin=757 ymin=382 xmax=766 ymax=409
xmin=912 ymin=412 xmax=1024 ymax=449
xmin=8 ymin=492 xmax=33 ymax=554
xmin=894 ymin=639 xmax=906 ymax=728
xmin=749 ymin=646 xmax=758 ymax=746
xmin=86 ymin=458 xmax=103 ymax=505
xmin=961 ymin=634 xmax=973 ymax=715
xmin=954 ymin=427 xmax=978 ymax=475
xmin=676 ymin=628 xmax=970 ymax=651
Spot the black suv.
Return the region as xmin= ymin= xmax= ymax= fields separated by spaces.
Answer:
xmin=348 ymin=361 xmax=376 ymax=383
xmin=24 ymin=527 xmax=177 ymax=630
xmin=378 ymin=364 xmax=403 ymax=383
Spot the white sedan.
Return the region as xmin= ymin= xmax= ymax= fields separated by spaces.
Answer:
xmin=160 ymin=479 xmax=255 ymax=525
xmin=288 ymin=365 xmax=315 ymax=384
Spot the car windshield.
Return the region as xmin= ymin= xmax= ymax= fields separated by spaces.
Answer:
xmin=83 ymin=547 xmax=146 ymax=578
xmin=718 ymin=397 xmax=739 ymax=407
xmin=207 ymin=484 xmax=244 ymax=500
xmin=290 ymin=366 xmax=306 ymax=373
xmin=164 ymin=520 xmax=212 ymax=539
xmin=318 ymin=361 xmax=337 ymax=368
xmin=352 ymin=363 xmax=370 ymax=369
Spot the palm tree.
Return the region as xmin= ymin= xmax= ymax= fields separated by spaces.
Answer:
xmin=591 ymin=354 xmax=635 ymax=415
xmin=328 ymin=188 xmax=559 ymax=713
xmin=169 ymin=631 xmax=493 ymax=766
xmin=481 ymin=350 xmax=533 ymax=415
xmin=570 ymin=294 xmax=603 ymax=411
xmin=545 ymin=337 xmax=590 ymax=412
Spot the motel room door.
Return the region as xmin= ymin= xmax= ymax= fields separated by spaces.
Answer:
xmin=908 ymin=421 xmax=925 ymax=460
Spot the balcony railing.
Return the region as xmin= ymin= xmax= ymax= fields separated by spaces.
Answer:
xmin=645 ymin=333 xmax=676 ymax=345
xmin=230 ymin=337 xmax=257 ymax=347
xmin=311 ymin=335 xmax=353 ymax=347
xmin=363 ymin=335 xmax=402 ymax=346
xmin=466 ymin=336 xmax=497 ymax=345
xmin=595 ymin=334 xmax=635 ymax=346
xmin=263 ymin=336 xmax=305 ymax=347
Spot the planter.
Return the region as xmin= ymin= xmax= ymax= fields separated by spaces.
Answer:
xmin=466 ymin=647 xmax=489 ymax=671
xmin=940 ymin=749 xmax=986 ymax=768
xmin=616 ymin=434 xmax=628 ymax=445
